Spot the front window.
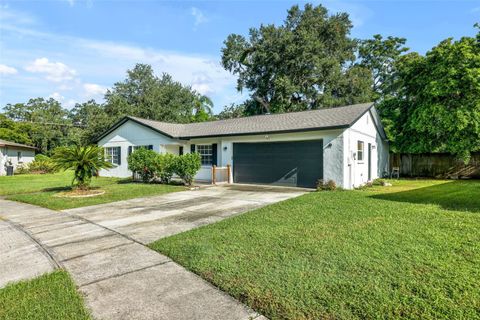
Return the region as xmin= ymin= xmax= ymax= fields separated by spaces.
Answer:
xmin=197 ymin=144 xmax=213 ymax=166
xmin=17 ymin=151 xmax=22 ymax=162
xmin=105 ymin=147 xmax=120 ymax=165
xmin=357 ymin=141 xmax=364 ymax=161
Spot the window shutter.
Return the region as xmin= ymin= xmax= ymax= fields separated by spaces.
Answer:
xmin=179 ymin=146 xmax=184 ymax=156
xmin=117 ymin=146 xmax=121 ymax=165
xmin=212 ymin=143 xmax=217 ymax=166
xmin=128 ymin=146 xmax=132 ymax=155
xmin=148 ymin=145 xmax=153 ymax=150
xmin=190 ymin=144 xmax=195 ymax=153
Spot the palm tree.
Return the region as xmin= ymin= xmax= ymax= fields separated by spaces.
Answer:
xmin=192 ymin=94 xmax=214 ymax=122
xmin=52 ymin=145 xmax=113 ymax=190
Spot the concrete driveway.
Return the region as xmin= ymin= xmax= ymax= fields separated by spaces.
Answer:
xmin=1 ymin=184 xmax=305 ymax=319
xmin=64 ymin=184 xmax=307 ymax=244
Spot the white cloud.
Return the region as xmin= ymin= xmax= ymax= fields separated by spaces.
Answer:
xmin=191 ymin=7 xmax=208 ymax=28
xmin=48 ymin=92 xmax=65 ymax=102
xmin=0 ymin=5 xmax=37 ymax=26
xmin=66 ymin=0 xmax=75 ymax=6
xmin=83 ymin=83 xmax=107 ymax=98
xmin=0 ymin=13 xmax=243 ymax=112
xmin=25 ymin=58 xmax=77 ymax=82
xmin=0 ymin=64 xmax=18 ymax=75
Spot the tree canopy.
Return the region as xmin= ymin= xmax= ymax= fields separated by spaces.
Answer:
xmin=104 ymin=64 xmax=212 ymax=124
xmin=221 ymin=3 xmax=373 ymax=115
xmin=377 ymin=30 xmax=480 ymax=162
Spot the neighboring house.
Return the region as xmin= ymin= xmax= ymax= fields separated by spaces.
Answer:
xmin=0 ymin=139 xmax=36 ymax=175
xmin=96 ymin=103 xmax=389 ymax=189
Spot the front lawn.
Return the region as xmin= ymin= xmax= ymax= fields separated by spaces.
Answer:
xmin=1 ymin=171 xmax=184 ymax=210
xmin=150 ymin=179 xmax=480 ymax=319
xmin=0 ymin=271 xmax=91 ymax=320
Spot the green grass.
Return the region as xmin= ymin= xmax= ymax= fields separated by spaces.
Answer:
xmin=1 ymin=171 xmax=185 ymax=210
xmin=0 ymin=270 xmax=91 ymax=320
xmin=150 ymin=179 xmax=480 ymax=319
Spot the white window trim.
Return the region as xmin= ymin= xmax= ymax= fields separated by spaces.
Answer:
xmin=105 ymin=147 xmax=120 ymax=165
xmin=197 ymin=144 xmax=213 ymax=167
xmin=357 ymin=141 xmax=364 ymax=162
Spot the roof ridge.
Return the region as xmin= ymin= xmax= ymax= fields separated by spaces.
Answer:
xmin=130 ymin=102 xmax=373 ymax=127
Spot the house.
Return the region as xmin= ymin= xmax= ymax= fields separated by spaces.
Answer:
xmin=0 ymin=139 xmax=36 ymax=176
xmin=96 ymin=103 xmax=389 ymax=189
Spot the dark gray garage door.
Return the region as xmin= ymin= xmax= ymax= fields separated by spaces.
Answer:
xmin=233 ymin=140 xmax=323 ymax=188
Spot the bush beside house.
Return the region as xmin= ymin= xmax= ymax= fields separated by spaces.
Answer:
xmin=127 ymin=149 xmax=201 ymax=186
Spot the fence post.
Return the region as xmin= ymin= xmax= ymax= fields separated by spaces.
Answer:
xmin=226 ymin=164 xmax=231 ymax=184
xmin=212 ymin=165 xmax=216 ymax=185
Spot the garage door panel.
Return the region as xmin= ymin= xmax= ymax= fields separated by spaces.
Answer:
xmin=233 ymin=140 xmax=323 ymax=188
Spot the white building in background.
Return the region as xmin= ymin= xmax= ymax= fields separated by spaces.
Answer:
xmin=0 ymin=139 xmax=36 ymax=176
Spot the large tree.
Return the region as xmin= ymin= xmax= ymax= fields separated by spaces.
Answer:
xmin=221 ymin=3 xmax=372 ymax=115
xmin=3 ymin=98 xmax=75 ymax=153
xmin=357 ymin=34 xmax=409 ymax=99
xmin=0 ymin=114 xmax=33 ymax=145
xmin=104 ymin=64 xmax=213 ymax=123
xmin=379 ymin=29 xmax=480 ymax=162
xmin=69 ymin=100 xmax=111 ymax=144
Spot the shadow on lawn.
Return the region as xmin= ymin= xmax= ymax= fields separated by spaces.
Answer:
xmin=370 ymin=180 xmax=480 ymax=213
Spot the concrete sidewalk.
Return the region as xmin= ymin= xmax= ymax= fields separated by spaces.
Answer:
xmin=0 ymin=199 xmax=265 ymax=320
xmin=0 ymin=219 xmax=56 ymax=287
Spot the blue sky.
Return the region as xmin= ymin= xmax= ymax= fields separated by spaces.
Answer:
xmin=0 ymin=1 xmax=478 ymax=113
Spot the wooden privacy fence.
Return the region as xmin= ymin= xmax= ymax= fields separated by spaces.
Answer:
xmin=390 ymin=153 xmax=480 ymax=179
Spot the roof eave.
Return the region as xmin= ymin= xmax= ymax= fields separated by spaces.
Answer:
xmin=180 ymin=124 xmax=350 ymax=140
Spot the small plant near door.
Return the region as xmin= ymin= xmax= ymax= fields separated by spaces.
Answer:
xmin=316 ymin=179 xmax=337 ymax=191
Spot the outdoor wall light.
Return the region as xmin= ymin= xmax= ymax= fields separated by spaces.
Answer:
xmin=223 ymin=146 xmax=228 ymax=151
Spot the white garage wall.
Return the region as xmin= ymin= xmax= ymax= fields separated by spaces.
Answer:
xmin=188 ymin=129 xmax=345 ymax=187
xmin=343 ymin=110 xmax=389 ymax=189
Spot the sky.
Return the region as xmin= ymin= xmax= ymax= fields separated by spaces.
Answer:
xmin=0 ymin=0 xmax=478 ymax=114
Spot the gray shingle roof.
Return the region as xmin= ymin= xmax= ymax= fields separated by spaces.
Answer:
xmin=0 ymin=139 xmax=37 ymax=149
xmin=99 ymin=103 xmax=373 ymax=141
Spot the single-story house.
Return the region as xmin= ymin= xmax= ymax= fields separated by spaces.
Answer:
xmin=0 ymin=139 xmax=36 ymax=176
xmin=96 ymin=103 xmax=389 ymax=189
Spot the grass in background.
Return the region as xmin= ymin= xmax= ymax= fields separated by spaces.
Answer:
xmin=0 ymin=270 xmax=91 ymax=320
xmin=150 ymin=179 xmax=480 ymax=319
xmin=1 ymin=171 xmax=184 ymax=210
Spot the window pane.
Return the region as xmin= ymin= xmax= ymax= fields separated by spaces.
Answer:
xmin=357 ymin=141 xmax=364 ymax=161
xmin=197 ymin=145 xmax=213 ymax=166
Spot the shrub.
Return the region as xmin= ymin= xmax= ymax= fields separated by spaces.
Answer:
xmin=29 ymin=154 xmax=57 ymax=174
xmin=316 ymin=179 xmax=337 ymax=191
xmin=373 ymin=178 xmax=385 ymax=186
xmin=52 ymin=145 xmax=113 ymax=190
xmin=155 ymin=153 xmax=176 ymax=184
xmin=127 ymin=148 xmax=158 ymax=183
xmin=15 ymin=163 xmax=29 ymax=175
xmin=174 ymin=152 xmax=201 ymax=186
